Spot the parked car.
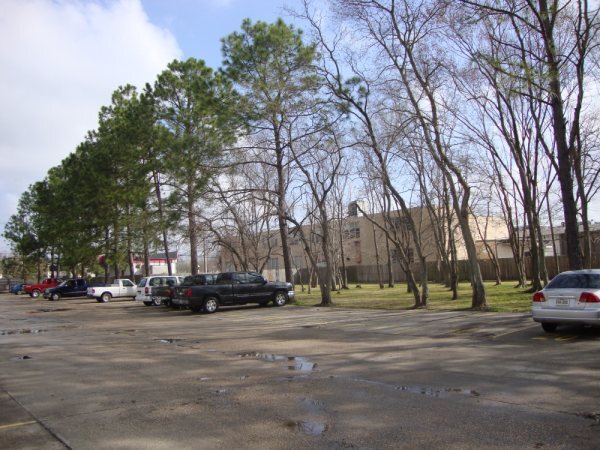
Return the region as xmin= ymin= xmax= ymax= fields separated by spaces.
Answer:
xmin=87 ymin=279 xmax=137 ymax=303
xmin=135 ymin=276 xmax=185 ymax=306
xmin=173 ymin=271 xmax=294 ymax=313
xmin=24 ymin=277 xmax=62 ymax=298
xmin=532 ymin=269 xmax=600 ymax=332
xmin=44 ymin=279 xmax=89 ymax=301
xmin=170 ymin=274 xmax=217 ymax=308
xmin=148 ymin=276 xmax=192 ymax=307
xmin=10 ymin=283 xmax=25 ymax=295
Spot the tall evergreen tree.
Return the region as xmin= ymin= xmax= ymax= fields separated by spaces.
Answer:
xmin=222 ymin=19 xmax=318 ymax=284
xmin=153 ymin=58 xmax=240 ymax=274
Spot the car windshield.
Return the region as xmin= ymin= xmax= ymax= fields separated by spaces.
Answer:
xmin=546 ymin=273 xmax=600 ymax=289
xmin=138 ymin=278 xmax=147 ymax=287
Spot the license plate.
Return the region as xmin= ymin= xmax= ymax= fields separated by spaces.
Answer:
xmin=556 ymin=298 xmax=570 ymax=306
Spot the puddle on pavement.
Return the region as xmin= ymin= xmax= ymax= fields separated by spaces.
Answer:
xmin=301 ymin=397 xmax=326 ymax=414
xmin=394 ymin=385 xmax=480 ymax=397
xmin=11 ymin=355 xmax=33 ymax=360
xmin=157 ymin=338 xmax=181 ymax=344
xmin=239 ymin=352 xmax=286 ymax=361
xmin=351 ymin=377 xmax=479 ymax=398
xmin=1 ymin=329 xmax=47 ymax=335
xmin=239 ymin=352 xmax=317 ymax=372
xmin=285 ymin=420 xmax=328 ymax=436
xmin=289 ymin=357 xmax=317 ymax=372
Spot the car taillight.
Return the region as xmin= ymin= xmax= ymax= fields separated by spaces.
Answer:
xmin=579 ymin=292 xmax=600 ymax=303
xmin=184 ymin=288 xmax=192 ymax=297
xmin=145 ymin=287 xmax=149 ymax=294
xmin=532 ymin=292 xmax=545 ymax=302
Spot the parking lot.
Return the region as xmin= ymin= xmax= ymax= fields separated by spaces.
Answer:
xmin=1 ymin=293 xmax=599 ymax=449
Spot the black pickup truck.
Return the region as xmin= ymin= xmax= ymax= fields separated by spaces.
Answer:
xmin=173 ymin=271 xmax=294 ymax=313
xmin=44 ymin=278 xmax=89 ymax=301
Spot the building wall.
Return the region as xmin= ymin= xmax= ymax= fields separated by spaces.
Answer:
xmin=216 ymin=208 xmax=510 ymax=279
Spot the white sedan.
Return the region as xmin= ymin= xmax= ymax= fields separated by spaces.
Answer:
xmin=532 ymin=269 xmax=600 ymax=332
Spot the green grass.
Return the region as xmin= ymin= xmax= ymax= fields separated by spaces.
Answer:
xmin=293 ymin=281 xmax=533 ymax=313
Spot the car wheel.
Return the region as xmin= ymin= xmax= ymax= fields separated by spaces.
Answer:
xmin=143 ymin=301 xmax=152 ymax=306
xmin=203 ymin=297 xmax=219 ymax=314
xmin=273 ymin=291 xmax=287 ymax=307
xmin=31 ymin=289 xmax=41 ymax=298
xmin=541 ymin=323 xmax=557 ymax=333
xmin=151 ymin=296 xmax=162 ymax=306
xmin=100 ymin=292 xmax=111 ymax=303
xmin=51 ymin=293 xmax=61 ymax=301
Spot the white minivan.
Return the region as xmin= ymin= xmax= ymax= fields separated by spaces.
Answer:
xmin=135 ymin=276 xmax=185 ymax=306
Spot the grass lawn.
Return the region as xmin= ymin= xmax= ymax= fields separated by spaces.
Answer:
xmin=293 ymin=281 xmax=533 ymax=313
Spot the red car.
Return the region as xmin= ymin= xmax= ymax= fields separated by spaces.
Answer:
xmin=23 ymin=277 xmax=62 ymax=298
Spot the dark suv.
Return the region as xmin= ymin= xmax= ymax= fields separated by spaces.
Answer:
xmin=44 ymin=279 xmax=89 ymax=301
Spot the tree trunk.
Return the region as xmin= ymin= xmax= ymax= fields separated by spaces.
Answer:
xmin=385 ymin=237 xmax=394 ymax=288
xmin=188 ymin=198 xmax=198 ymax=275
xmin=339 ymin=219 xmax=349 ymax=289
xmin=546 ymin=195 xmax=560 ymax=276
xmin=538 ymin=0 xmax=582 ymax=270
xmin=274 ymin=125 xmax=293 ymax=284
xmin=372 ymin=223 xmax=384 ymax=289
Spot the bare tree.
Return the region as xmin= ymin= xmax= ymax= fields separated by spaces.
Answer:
xmin=331 ymin=0 xmax=487 ymax=308
xmin=286 ymin=128 xmax=347 ymax=306
xmin=202 ymin=157 xmax=278 ymax=273
xmin=456 ymin=0 xmax=600 ymax=270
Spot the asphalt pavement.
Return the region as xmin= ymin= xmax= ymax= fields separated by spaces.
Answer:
xmin=0 ymin=292 xmax=599 ymax=449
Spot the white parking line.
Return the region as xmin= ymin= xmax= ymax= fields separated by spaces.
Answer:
xmin=0 ymin=420 xmax=37 ymax=430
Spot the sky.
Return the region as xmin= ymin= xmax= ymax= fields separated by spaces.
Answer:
xmin=0 ymin=0 xmax=298 ymax=253
xmin=1 ymin=0 xmax=599 ymax=255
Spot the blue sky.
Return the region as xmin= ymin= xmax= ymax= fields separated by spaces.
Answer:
xmin=141 ymin=0 xmax=298 ymax=68
xmin=0 ymin=0 xmax=301 ymax=253
xmin=1 ymin=0 xmax=598 ymax=255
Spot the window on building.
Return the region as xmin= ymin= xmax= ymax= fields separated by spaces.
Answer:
xmin=391 ymin=247 xmax=414 ymax=263
xmin=392 ymin=216 xmax=413 ymax=232
xmin=343 ymin=222 xmax=360 ymax=239
xmin=292 ymin=256 xmax=305 ymax=268
xmin=268 ymin=257 xmax=279 ymax=270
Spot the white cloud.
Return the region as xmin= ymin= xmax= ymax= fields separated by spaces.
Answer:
xmin=0 ymin=0 xmax=182 ymax=252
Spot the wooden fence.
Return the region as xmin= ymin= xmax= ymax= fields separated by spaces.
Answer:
xmin=295 ymin=254 xmax=600 ymax=285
